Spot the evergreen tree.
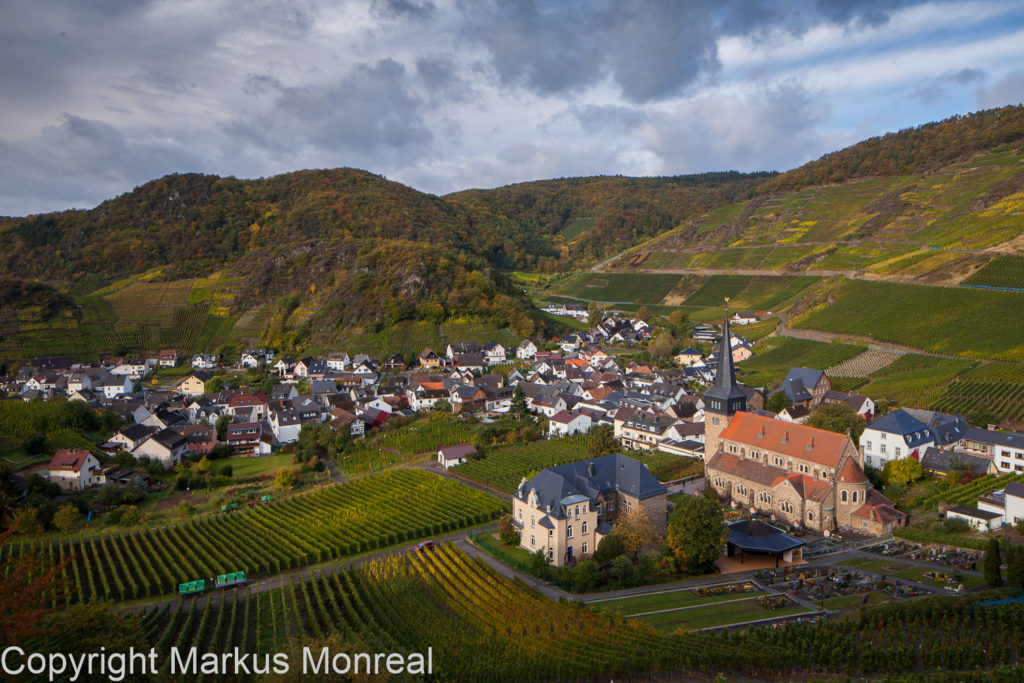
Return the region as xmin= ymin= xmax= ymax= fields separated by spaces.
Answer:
xmin=985 ymin=537 xmax=1003 ymax=587
xmin=1006 ymin=543 xmax=1024 ymax=589
xmin=511 ymin=385 xmax=530 ymax=422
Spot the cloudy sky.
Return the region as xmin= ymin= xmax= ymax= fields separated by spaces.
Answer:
xmin=2 ymin=0 xmax=1024 ymax=216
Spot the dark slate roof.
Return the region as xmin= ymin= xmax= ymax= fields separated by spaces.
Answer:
xmin=920 ymin=447 xmax=991 ymax=476
xmin=873 ymin=408 xmax=967 ymax=448
xmin=962 ymin=426 xmax=1024 ymax=450
xmin=782 ymin=367 xmax=825 ymax=403
xmin=727 ymin=520 xmax=806 ymax=554
xmin=122 ymin=423 xmax=155 ymax=441
xmin=947 ymin=504 xmax=1002 ymax=521
xmin=516 ymin=453 xmax=666 ymax=519
xmin=1005 ymin=481 xmax=1024 ymax=499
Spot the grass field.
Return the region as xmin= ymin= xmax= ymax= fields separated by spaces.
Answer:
xmin=226 ymin=453 xmax=295 ymax=478
xmin=793 ymin=279 xmax=1024 ymax=361
xmin=560 ymin=217 xmax=597 ymax=240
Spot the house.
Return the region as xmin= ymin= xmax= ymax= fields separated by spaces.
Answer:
xmin=47 ymin=449 xmax=103 ymax=491
xmin=453 ymin=353 xmax=485 ymax=374
xmin=383 ymin=354 xmax=407 ymax=372
xmin=945 ymin=505 xmax=1002 ymax=532
xmin=516 ymin=340 xmax=538 ymax=360
xmin=141 ymin=408 xmax=188 ymax=431
xmin=99 ymin=375 xmax=133 ymax=399
xmin=482 ymin=342 xmax=506 ymax=365
xmin=732 ymin=311 xmax=769 ymax=325
xmin=674 ymin=347 xmax=703 ymax=367
xmin=437 ymin=443 xmax=477 ymax=469
xmin=240 ymin=350 xmax=269 ymax=369
xmin=158 ymin=349 xmax=178 ymax=367
xmin=920 ymin=447 xmax=996 ymax=478
xmin=957 ymin=426 xmax=1024 ymax=474
xmin=177 ymin=371 xmax=212 ymax=397
xmin=512 ymin=453 xmax=667 ymax=567
xmin=228 ymin=392 xmax=269 ymax=419
xmin=325 ymin=352 xmax=350 ymax=372
xmin=1006 ymin=482 xmax=1024 ymax=526
xmin=173 ymin=424 xmax=217 ymax=454
xmin=192 ymin=354 xmax=220 ymax=370
xmin=226 ymin=422 xmax=262 ymax=455
xmin=450 ymin=384 xmax=486 ymax=414
xmin=861 ymin=408 xmax=968 ymax=470
xmin=820 ymin=390 xmax=875 ymax=418
xmin=619 ymin=412 xmax=675 ymax=451
xmin=274 ymin=357 xmax=296 ymax=376
xmin=548 ymin=410 xmax=593 ymax=437
xmin=447 ymin=341 xmax=481 ymax=359
xmin=780 ymin=368 xmax=831 ymax=408
xmin=134 ymin=428 xmax=189 ymax=468
xmin=418 ymin=348 xmax=443 ymax=369
xmin=777 ymin=404 xmax=811 ymax=424
xmin=107 ymin=424 xmax=157 ymax=453
xmin=269 ymin=408 xmax=302 ymax=444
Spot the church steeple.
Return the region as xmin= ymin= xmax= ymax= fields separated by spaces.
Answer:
xmin=704 ymin=310 xmax=747 ymax=417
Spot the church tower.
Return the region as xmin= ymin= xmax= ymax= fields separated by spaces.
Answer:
xmin=703 ymin=311 xmax=747 ymax=459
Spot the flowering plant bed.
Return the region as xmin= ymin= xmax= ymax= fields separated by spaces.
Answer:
xmin=692 ymin=581 xmax=757 ymax=597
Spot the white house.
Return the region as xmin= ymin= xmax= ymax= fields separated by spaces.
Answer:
xmin=548 ymin=410 xmax=592 ymax=437
xmin=100 ymin=375 xmax=133 ymax=399
xmin=269 ymin=408 xmax=302 ymax=444
xmin=516 ymin=340 xmax=538 ymax=360
xmin=861 ymin=408 xmax=967 ymax=469
xmin=958 ymin=426 xmax=1024 ymax=475
xmin=134 ymin=428 xmax=189 ymax=468
xmin=437 ymin=443 xmax=477 ymax=469
xmin=1006 ymin=482 xmax=1024 ymax=526
xmin=326 ymin=352 xmax=350 ymax=372
xmin=192 ymin=354 xmax=220 ymax=370
xmin=47 ymin=449 xmax=103 ymax=492
xmin=945 ymin=504 xmax=1002 ymax=532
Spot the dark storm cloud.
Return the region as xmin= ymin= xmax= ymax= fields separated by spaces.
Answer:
xmin=975 ymin=69 xmax=1024 ymax=109
xmin=372 ymin=0 xmax=437 ymax=20
xmin=909 ymin=68 xmax=985 ymax=103
xmin=226 ymin=59 xmax=432 ymax=162
xmin=458 ymin=0 xmax=930 ymax=103
xmin=0 ymin=114 xmax=203 ymax=215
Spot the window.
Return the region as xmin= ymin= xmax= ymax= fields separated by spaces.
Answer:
xmin=808 ymin=511 xmax=814 ymax=521
xmin=549 ymin=529 xmax=553 ymax=537
xmin=517 ymin=509 xmax=522 ymax=521
xmin=567 ymin=525 xmax=573 ymax=538
xmin=852 ymin=491 xmax=858 ymax=503
xmin=530 ymin=535 xmax=535 ymax=547
xmin=548 ymin=549 xmax=553 ymax=560
xmin=865 ymin=441 xmax=872 ymax=451
xmin=895 ymin=447 xmax=901 ymax=457
xmin=841 ymin=490 xmax=848 ymax=503
xmin=582 ymin=542 xmax=588 ymax=554
xmin=781 ymin=501 xmax=793 ymax=513
xmin=581 ymin=521 xmax=588 ymax=535
xmin=881 ymin=433 xmax=886 ymax=440
xmin=880 ymin=444 xmax=887 ymax=454
xmin=530 ymin=516 xmax=535 ymax=528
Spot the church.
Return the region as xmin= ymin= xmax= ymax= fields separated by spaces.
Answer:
xmin=703 ymin=315 xmax=907 ymax=536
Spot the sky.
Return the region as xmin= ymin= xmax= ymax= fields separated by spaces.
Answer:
xmin=2 ymin=0 xmax=1024 ymax=216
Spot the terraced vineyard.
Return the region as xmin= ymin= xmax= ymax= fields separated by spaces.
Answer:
xmin=857 ymin=354 xmax=978 ymax=409
xmin=6 ymin=470 xmax=504 ymax=604
xmin=553 ymin=273 xmax=683 ymax=304
xmin=793 ymin=280 xmax=1024 ymax=361
xmin=452 ymin=437 xmax=593 ymax=493
xmin=961 ymin=254 xmax=1024 ymax=290
xmin=931 ymin=363 xmax=1024 ymax=425
xmin=827 ymin=349 xmax=902 ymax=378
xmin=737 ymin=338 xmax=865 ymax=389
xmin=133 ymin=544 xmax=779 ymax=680
xmin=921 ymin=472 xmax=1024 ymax=509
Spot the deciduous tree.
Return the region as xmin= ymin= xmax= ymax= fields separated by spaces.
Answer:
xmin=615 ymin=507 xmax=659 ymax=558
xmin=667 ymin=494 xmax=726 ymax=575
xmin=884 ymin=457 xmax=923 ymax=486
xmin=806 ymin=402 xmax=866 ymax=446
xmin=52 ymin=504 xmax=79 ymax=534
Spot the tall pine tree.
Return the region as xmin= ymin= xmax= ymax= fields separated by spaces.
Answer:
xmin=984 ymin=537 xmax=1003 ymax=587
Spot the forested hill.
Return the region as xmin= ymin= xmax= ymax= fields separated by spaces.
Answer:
xmin=445 ymin=172 xmax=776 ymax=268
xmin=757 ymin=105 xmax=1024 ymax=195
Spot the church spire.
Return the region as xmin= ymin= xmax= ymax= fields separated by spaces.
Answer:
xmin=704 ymin=303 xmax=747 ymax=416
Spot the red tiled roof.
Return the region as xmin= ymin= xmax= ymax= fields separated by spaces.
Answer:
xmin=48 ymin=448 xmax=92 ymax=473
xmin=719 ymin=412 xmax=851 ymax=468
xmin=778 ymin=473 xmax=833 ymax=503
xmin=706 ymin=451 xmax=787 ymax=488
xmin=837 ymin=456 xmax=869 ymax=484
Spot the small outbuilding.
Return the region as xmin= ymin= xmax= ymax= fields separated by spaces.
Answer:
xmin=726 ymin=520 xmax=806 ymax=567
xmin=438 ymin=443 xmax=477 ymax=469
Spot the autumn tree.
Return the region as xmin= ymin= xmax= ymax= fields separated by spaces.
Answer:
xmin=667 ymin=494 xmax=726 ymax=575
xmin=615 ymin=507 xmax=659 ymax=559
xmin=274 ymin=468 xmax=297 ymax=490
xmin=52 ymin=504 xmax=79 ymax=534
xmin=884 ymin=457 xmax=923 ymax=486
